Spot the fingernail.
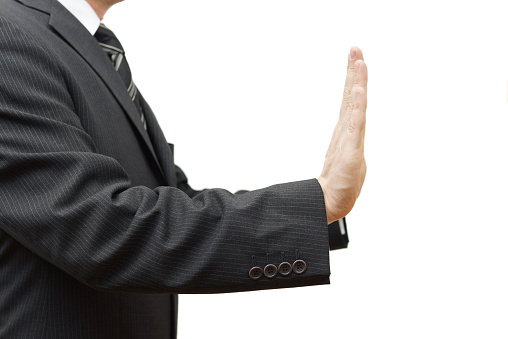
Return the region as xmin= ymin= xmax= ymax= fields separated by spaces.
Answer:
xmin=355 ymin=62 xmax=360 ymax=73
xmin=350 ymin=49 xmax=356 ymax=60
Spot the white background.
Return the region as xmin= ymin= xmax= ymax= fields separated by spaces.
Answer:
xmin=105 ymin=1 xmax=508 ymax=338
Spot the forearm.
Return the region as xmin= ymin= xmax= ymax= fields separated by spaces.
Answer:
xmin=0 ymin=155 xmax=331 ymax=293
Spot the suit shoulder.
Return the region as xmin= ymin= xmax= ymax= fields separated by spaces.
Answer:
xmin=0 ymin=4 xmax=53 ymax=54
xmin=0 ymin=8 xmax=65 ymax=92
xmin=0 ymin=0 xmax=51 ymax=40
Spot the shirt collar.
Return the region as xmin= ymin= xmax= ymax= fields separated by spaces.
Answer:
xmin=57 ymin=0 xmax=101 ymax=35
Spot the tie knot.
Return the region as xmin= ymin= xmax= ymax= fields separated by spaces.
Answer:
xmin=94 ymin=24 xmax=125 ymax=54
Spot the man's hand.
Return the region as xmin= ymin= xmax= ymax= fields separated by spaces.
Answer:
xmin=318 ymin=47 xmax=368 ymax=224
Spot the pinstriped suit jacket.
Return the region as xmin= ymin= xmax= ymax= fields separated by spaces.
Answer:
xmin=0 ymin=0 xmax=348 ymax=337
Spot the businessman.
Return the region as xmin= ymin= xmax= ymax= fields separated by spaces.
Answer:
xmin=0 ymin=0 xmax=368 ymax=337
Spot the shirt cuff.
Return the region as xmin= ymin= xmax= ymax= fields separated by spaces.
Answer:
xmin=328 ymin=217 xmax=349 ymax=250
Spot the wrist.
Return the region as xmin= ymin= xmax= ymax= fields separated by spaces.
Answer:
xmin=317 ymin=176 xmax=335 ymax=224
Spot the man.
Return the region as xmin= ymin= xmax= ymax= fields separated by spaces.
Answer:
xmin=0 ymin=0 xmax=368 ymax=337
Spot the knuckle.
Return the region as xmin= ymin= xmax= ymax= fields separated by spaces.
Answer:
xmin=342 ymin=88 xmax=352 ymax=101
xmin=347 ymin=93 xmax=358 ymax=108
xmin=351 ymin=87 xmax=366 ymax=103
xmin=346 ymin=102 xmax=355 ymax=118
xmin=347 ymin=119 xmax=357 ymax=133
xmin=356 ymin=87 xmax=366 ymax=96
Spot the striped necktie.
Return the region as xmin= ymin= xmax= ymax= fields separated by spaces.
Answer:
xmin=94 ymin=24 xmax=147 ymax=130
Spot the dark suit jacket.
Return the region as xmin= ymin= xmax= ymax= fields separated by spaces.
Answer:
xmin=0 ymin=0 xmax=348 ymax=337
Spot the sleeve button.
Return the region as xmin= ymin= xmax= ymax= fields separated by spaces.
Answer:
xmin=249 ymin=267 xmax=263 ymax=280
xmin=278 ymin=262 xmax=292 ymax=276
xmin=292 ymin=260 xmax=307 ymax=274
xmin=263 ymin=264 xmax=278 ymax=278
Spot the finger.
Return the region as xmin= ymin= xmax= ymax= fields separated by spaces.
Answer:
xmin=347 ymin=86 xmax=367 ymax=148
xmin=352 ymin=59 xmax=368 ymax=94
xmin=342 ymin=61 xmax=367 ymax=130
xmin=340 ymin=47 xmax=364 ymax=116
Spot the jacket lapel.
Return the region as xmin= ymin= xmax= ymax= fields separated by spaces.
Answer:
xmin=16 ymin=0 xmax=166 ymax=180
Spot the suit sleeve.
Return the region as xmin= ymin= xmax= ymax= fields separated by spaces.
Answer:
xmin=0 ymin=16 xmax=333 ymax=294
xmin=172 ymin=150 xmax=349 ymax=250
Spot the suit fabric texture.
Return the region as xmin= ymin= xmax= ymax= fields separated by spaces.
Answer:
xmin=0 ymin=0 xmax=348 ymax=337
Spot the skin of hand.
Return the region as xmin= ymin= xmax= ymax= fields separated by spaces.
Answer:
xmin=318 ymin=47 xmax=368 ymax=224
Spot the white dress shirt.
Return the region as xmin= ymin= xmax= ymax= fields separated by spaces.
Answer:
xmin=57 ymin=0 xmax=101 ymax=35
